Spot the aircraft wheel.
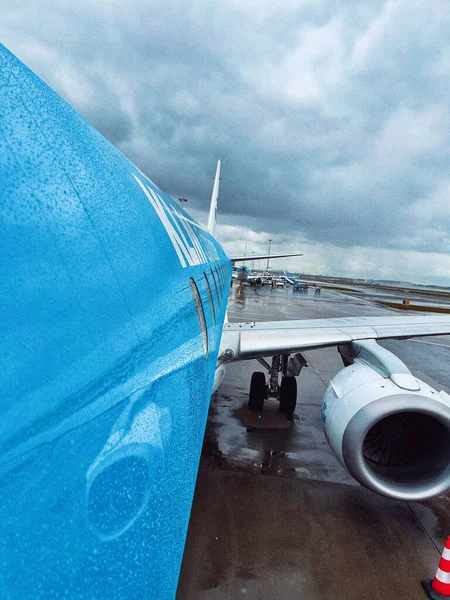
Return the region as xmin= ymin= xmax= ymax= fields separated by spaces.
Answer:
xmin=248 ymin=371 xmax=266 ymax=410
xmin=279 ymin=376 xmax=297 ymax=414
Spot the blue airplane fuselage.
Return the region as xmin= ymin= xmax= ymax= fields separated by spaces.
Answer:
xmin=0 ymin=45 xmax=230 ymax=599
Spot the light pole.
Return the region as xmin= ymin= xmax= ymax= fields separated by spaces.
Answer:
xmin=266 ymin=239 xmax=272 ymax=271
xmin=179 ymin=197 xmax=188 ymax=209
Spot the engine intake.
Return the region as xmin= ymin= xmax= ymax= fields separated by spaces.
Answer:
xmin=342 ymin=394 xmax=450 ymax=500
xmin=323 ymin=341 xmax=450 ymax=501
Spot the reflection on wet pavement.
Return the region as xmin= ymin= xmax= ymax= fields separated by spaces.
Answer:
xmin=178 ymin=283 xmax=450 ymax=600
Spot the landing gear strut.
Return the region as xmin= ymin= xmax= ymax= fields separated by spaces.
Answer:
xmin=247 ymin=353 xmax=307 ymax=415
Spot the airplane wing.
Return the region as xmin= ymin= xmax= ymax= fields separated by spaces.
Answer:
xmin=218 ymin=314 xmax=450 ymax=504
xmin=219 ymin=315 xmax=450 ymax=360
xmin=230 ymin=252 xmax=303 ymax=263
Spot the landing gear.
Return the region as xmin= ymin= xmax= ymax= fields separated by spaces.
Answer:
xmin=279 ymin=376 xmax=297 ymax=414
xmin=248 ymin=371 xmax=266 ymax=410
xmin=247 ymin=353 xmax=306 ymax=415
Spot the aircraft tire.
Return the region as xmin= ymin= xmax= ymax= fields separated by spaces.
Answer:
xmin=248 ymin=371 xmax=266 ymax=410
xmin=279 ymin=376 xmax=297 ymax=414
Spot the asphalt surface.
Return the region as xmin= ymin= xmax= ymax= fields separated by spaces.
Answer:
xmin=177 ymin=284 xmax=450 ymax=600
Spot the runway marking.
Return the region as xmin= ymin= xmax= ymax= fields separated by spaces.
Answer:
xmin=409 ymin=339 xmax=450 ymax=349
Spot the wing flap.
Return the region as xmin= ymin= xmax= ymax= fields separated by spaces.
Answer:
xmin=239 ymin=328 xmax=354 ymax=358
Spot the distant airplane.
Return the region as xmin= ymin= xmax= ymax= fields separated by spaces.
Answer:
xmin=232 ymin=266 xmax=299 ymax=285
xmin=233 ymin=265 xmax=264 ymax=283
xmin=2 ymin=44 xmax=450 ymax=600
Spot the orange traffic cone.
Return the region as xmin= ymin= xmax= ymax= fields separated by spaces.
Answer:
xmin=422 ymin=536 xmax=450 ymax=599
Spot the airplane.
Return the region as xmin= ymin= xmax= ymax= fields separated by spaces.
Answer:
xmin=1 ymin=43 xmax=450 ymax=600
xmin=232 ymin=264 xmax=263 ymax=283
xmin=232 ymin=261 xmax=304 ymax=284
xmin=232 ymin=266 xmax=295 ymax=286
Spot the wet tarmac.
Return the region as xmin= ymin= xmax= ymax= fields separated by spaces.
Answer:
xmin=177 ymin=285 xmax=450 ymax=600
xmin=326 ymin=283 xmax=450 ymax=311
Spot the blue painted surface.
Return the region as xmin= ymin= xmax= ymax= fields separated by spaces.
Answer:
xmin=0 ymin=45 xmax=231 ymax=599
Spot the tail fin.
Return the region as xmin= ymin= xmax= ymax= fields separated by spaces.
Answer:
xmin=207 ymin=160 xmax=221 ymax=235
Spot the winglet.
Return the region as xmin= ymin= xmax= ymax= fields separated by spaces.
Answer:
xmin=207 ymin=160 xmax=221 ymax=236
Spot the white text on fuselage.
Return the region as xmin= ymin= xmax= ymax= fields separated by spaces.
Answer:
xmin=133 ymin=174 xmax=220 ymax=268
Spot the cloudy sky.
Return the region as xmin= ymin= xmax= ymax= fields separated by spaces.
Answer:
xmin=3 ymin=0 xmax=450 ymax=284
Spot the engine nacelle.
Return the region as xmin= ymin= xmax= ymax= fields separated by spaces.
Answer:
xmin=322 ymin=341 xmax=450 ymax=501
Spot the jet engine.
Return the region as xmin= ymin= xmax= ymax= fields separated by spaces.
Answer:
xmin=322 ymin=340 xmax=450 ymax=501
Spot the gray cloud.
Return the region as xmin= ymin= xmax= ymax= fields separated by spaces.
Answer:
xmin=2 ymin=0 xmax=450 ymax=283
